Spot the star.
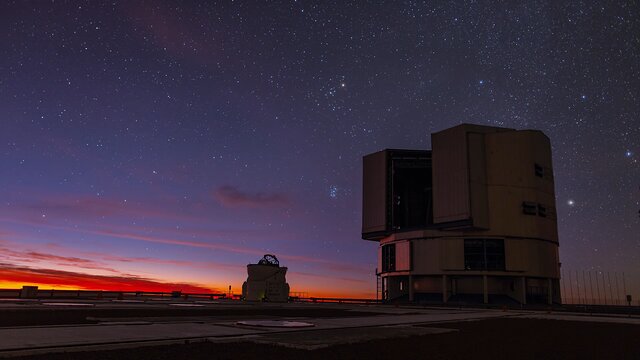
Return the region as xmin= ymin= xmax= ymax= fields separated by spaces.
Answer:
xmin=567 ymin=199 xmax=575 ymax=206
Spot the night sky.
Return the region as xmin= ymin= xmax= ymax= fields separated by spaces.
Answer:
xmin=1 ymin=1 xmax=638 ymax=299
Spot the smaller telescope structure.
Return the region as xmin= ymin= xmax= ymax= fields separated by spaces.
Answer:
xmin=242 ymin=254 xmax=290 ymax=302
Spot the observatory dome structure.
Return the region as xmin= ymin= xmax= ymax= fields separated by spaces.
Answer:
xmin=242 ymin=254 xmax=290 ymax=302
xmin=362 ymin=124 xmax=561 ymax=305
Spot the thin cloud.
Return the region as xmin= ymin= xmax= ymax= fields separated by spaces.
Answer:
xmin=0 ymin=239 xmax=244 ymax=276
xmin=1 ymin=220 xmax=371 ymax=277
xmin=289 ymin=271 xmax=368 ymax=284
xmin=0 ymin=263 xmax=217 ymax=293
xmin=122 ymin=2 xmax=220 ymax=66
xmin=213 ymin=185 xmax=290 ymax=208
xmin=0 ymin=246 xmax=121 ymax=274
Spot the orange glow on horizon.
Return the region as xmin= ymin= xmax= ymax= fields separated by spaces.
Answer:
xmin=0 ymin=266 xmax=217 ymax=294
xmin=0 ymin=266 xmax=375 ymax=298
xmin=0 ymin=281 xmax=80 ymax=291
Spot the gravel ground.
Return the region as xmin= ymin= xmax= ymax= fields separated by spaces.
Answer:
xmin=13 ymin=318 xmax=640 ymax=360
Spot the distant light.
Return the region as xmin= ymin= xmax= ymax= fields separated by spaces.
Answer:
xmin=340 ymin=82 xmax=346 ymax=88
xmin=625 ymin=150 xmax=633 ymax=157
xmin=479 ymin=80 xmax=484 ymax=85
xmin=581 ymin=95 xmax=587 ymax=100
xmin=567 ymin=199 xmax=575 ymax=206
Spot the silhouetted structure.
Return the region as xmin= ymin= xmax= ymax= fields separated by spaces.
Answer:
xmin=242 ymin=254 xmax=290 ymax=302
xmin=363 ymin=124 xmax=561 ymax=304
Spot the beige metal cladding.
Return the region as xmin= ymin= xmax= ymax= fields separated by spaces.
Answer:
xmin=483 ymin=130 xmax=558 ymax=242
xmin=395 ymin=241 xmax=411 ymax=271
xmin=362 ymin=150 xmax=387 ymax=237
xmin=504 ymin=238 xmax=560 ymax=278
xmin=431 ymin=124 xmax=512 ymax=228
xmin=432 ymin=125 xmax=471 ymax=224
xmin=406 ymin=237 xmax=559 ymax=278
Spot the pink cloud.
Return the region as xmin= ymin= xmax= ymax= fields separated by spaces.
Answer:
xmin=213 ymin=185 xmax=290 ymax=208
xmin=0 ymin=263 xmax=218 ymax=293
xmin=0 ymin=246 xmax=122 ymax=275
xmin=122 ymin=2 xmax=221 ymax=66
xmin=1 ymin=219 xmax=371 ymax=278
xmin=0 ymin=239 xmax=244 ymax=276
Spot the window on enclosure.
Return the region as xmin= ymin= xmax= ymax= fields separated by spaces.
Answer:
xmin=464 ymin=239 xmax=505 ymax=271
xmin=391 ymin=154 xmax=432 ymax=230
xmin=522 ymin=201 xmax=537 ymax=215
xmin=534 ymin=163 xmax=544 ymax=178
xmin=381 ymin=244 xmax=396 ymax=272
xmin=537 ymin=204 xmax=547 ymax=217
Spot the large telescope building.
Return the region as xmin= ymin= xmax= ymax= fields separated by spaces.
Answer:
xmin=362 ymin=124 xmax=561 ymax=304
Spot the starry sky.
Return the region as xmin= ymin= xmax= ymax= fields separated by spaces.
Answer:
xmin=0 ymin=1 xmax=638 ymax=299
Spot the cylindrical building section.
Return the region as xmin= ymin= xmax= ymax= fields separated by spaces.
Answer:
xmin=363 ymin=124 xmax=561 ymax=305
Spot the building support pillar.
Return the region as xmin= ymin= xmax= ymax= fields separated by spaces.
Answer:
xmin=409 ymin=275 xmax=414 ymax=302
xmin=442 ymin=275 xmax=447 ymax=303
xmin=483 ymin=275 xmax=488 ymax=304
xmin=547 ymin=278 xmax=553 ymax=305
xmin=521 ymin=277 xmax=527 ymax=305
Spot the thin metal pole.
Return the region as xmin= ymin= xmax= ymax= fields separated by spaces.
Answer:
xmin=582 ymin=270 xmax=588 ymax=304
xmin=607 ymin=272 xmax=614 ymax=305
xmin=561 ymin=269 xmax=566 ymax=304
xmin=622 ymin=272 xmax=627 ymax=301
xmin=602 ymin=272 xmax=608 ymax=305
xmin=576 ymin=270 xmax=581 ymax=304
xmin=595 ymin=271 xmax=601 ymax=305
xmin=588 ymin=271 xmax=594 ymax=305
xmin=568 ymin=271 xmax=574 ymax=304
xmin=614 ymin=272 xmax=620 ymax=306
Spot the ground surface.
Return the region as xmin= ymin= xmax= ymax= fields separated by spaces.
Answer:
xmin=0 ymin=304 xmax=378 ymax=327
xmin=0 ymin=299 xmax=638 ymax=359
xmin=12 ymin=319 xmax=640 ymax=360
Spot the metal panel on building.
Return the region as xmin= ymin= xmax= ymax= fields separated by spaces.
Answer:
xmin=395 ymin=241 xmax=411 ymax=271
xmin=432 ymin=126 xmax=471 ymax=224
xmin=467 ymin=132 xmax=490 ymax=229
xmin=362 ymin=151 xmax=388 ymax=238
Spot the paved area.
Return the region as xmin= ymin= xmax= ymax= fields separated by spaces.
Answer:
xmin=248 ymin=326 xmax=458 ymax=350
xmin=0 ymin=323 xmax=255 ymax=351
xmin=0 ymin=299 xmax=638 ymax=358
xmin=0 ymin=310 xmax=510 ymax=352
xmin=521 ymin=312 xmax=640 ymax=324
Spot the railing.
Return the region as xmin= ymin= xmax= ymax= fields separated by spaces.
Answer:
xmin=288 ymin=291 xmax=309 ymax=298
xmin=560 ymin=270 xmax=638 ymax=306
xmin=0 ymin=288 xmax=382 ymax=304
xmin=293 ymin=297 xmax=381 ymax=304
xmin=0 ymin=288 xmax=228 ymax=301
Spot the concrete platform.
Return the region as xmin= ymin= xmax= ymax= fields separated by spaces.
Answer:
xmin=0 ymin=300 xmax=637 ymax=358
xmin=248 ymin=326 xmax=458 ymax=350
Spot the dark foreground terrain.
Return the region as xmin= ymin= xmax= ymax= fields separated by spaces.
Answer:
xmin=0 ymin=305 xmax=379 ymax=327
xmin=15 ymin=318 xmax=640 ymax=360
